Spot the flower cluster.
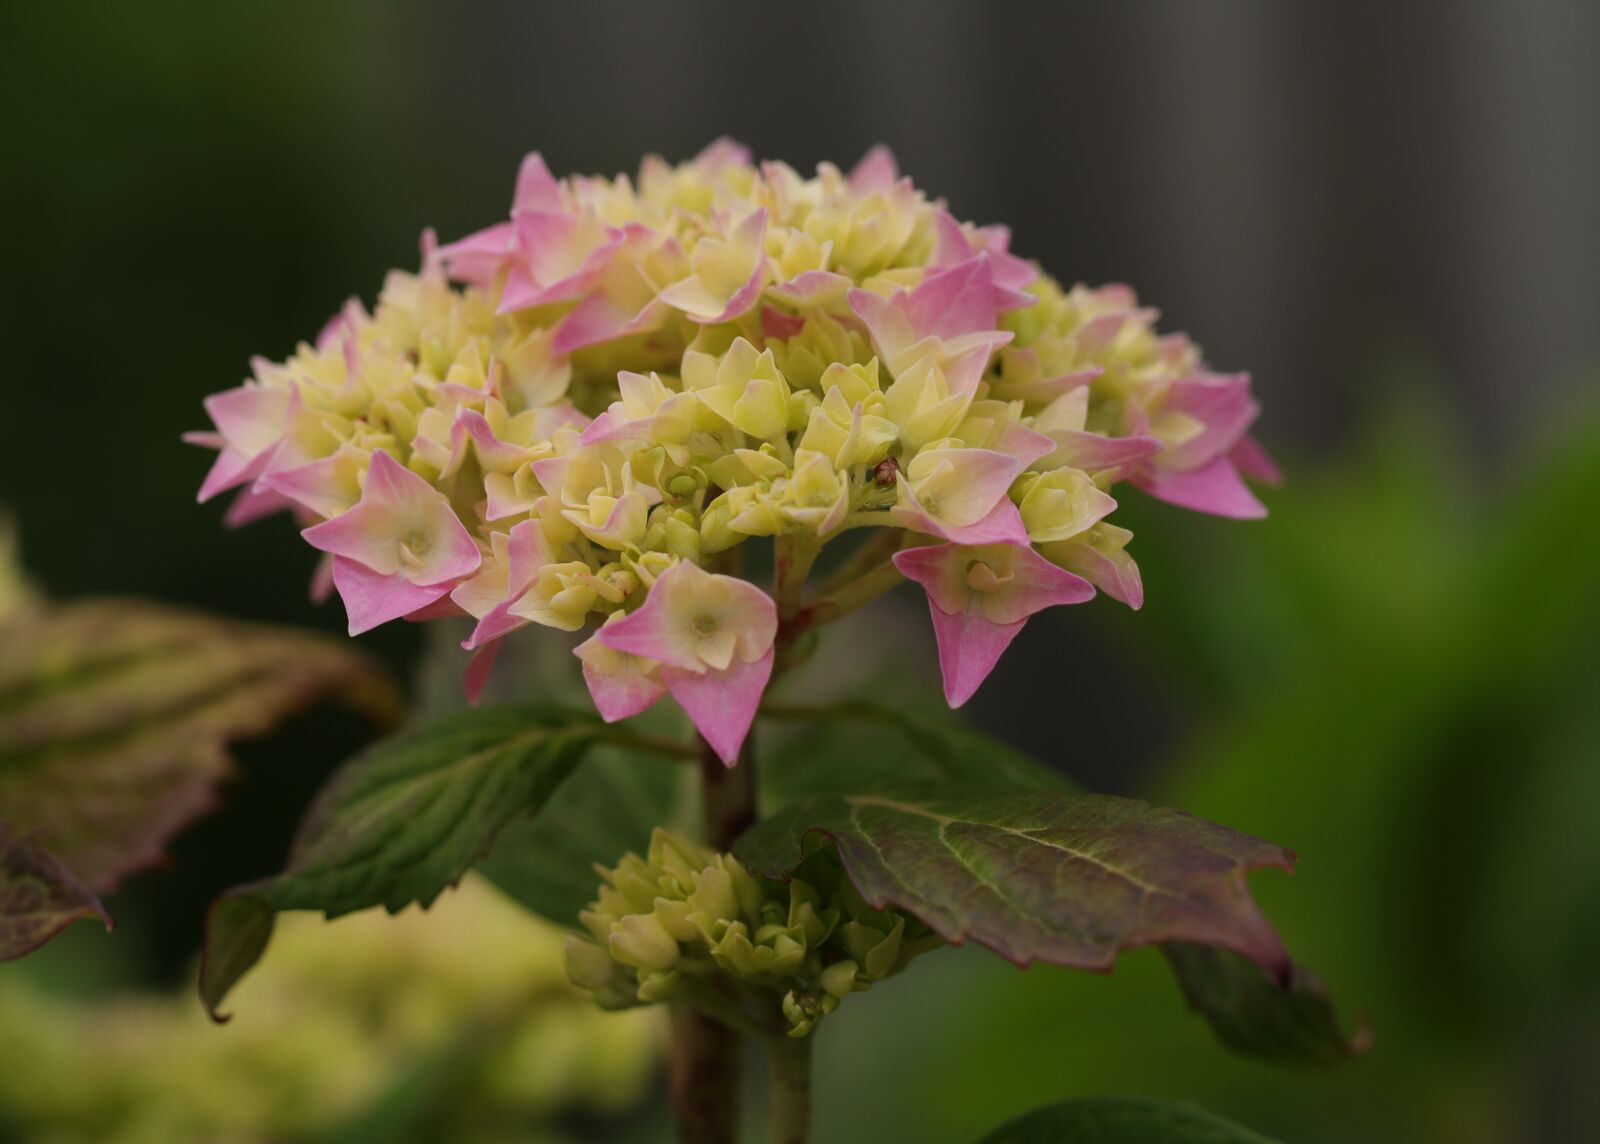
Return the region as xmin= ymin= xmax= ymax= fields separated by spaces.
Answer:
xmin=565 ymin=829 xmax=938 ymax=1038
xmin=191 ymin=140 xmax=1273 ymax=761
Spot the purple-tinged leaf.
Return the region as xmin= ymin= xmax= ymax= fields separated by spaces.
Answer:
xmin=735 ymin=786 xmax=1293 ymax=976
xmin=0 ymin=600 xmax=401 ymax=892
xmin=0 ymin=823 xmax=110 ymax=960
xmin=1164 ymin=942 xmax=1372 ymax=1066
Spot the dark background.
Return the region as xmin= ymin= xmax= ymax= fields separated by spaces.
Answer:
xmin=3 ymin=3 xmax=1598 ymax=1142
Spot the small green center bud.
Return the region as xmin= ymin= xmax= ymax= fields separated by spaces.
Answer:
xmin=666 ymin=472 xmax=700 ymax=499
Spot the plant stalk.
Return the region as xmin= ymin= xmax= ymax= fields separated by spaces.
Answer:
xmin=670 ymin=730 xmax=760 ymax=1143
xmin=670 ymin=1006 xmax=741 ymax=1144
xmin=764 ymin=1033 xmax=814 ymax=1144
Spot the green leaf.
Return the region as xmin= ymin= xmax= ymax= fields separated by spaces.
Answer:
xmin=978 ymin=1097 xmax=1279 ymax=1143
xmin=0 ymin=822 xmax=110 ymax=960
xmin=1163 ymin=942 xmax=1370 ymax=1066
xmin=735 ymin=786 xmax=1294 ymax=974
xmin=0 ymin=599 xmax=400 ymax=891
xmin=476 ymin=745 xmax=682 ymax=926
xmin=760 ymin=701 xmax=1069 ymax=812
xmin=200 ymin=704 xmax=601 ymax=1019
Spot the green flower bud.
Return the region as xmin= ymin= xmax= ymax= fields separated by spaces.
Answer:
xmin=634 ymin=968 xmax=682 ymax=1003
xmin=843 ymin=916 xmax=905 ymax=981
xmin=608 ymin=913 xmax=680 ymax=971
xmin=653 ymin=897 xmax=699 ymax=942
xmin=785 ymin=879 xmax=839 ymax=947
xmin=564 ymin=935 xmax=640 ymax=1010
xmin=573 ymin=831 xmax=943 ymax=1037
xmin=780 ymin=989 xmax=839 ymax=1038
xmin=564 ymin=936 xmax=617 ymax=991
xmin=686 ymin=864 xmax=741 ymax=925
xmin=665 ymin=471 xmax=701 ymax=499
xmin=817 ymin=959 xmax=859 ymax=999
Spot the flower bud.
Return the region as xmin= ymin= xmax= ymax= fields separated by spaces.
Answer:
xmin=569 ymin=832 xmax=942 ymax=1038
xmin=608 ymin=913 xmax=680 ymax=972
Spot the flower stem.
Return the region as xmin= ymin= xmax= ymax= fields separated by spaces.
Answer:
xmin=670 ymin=730 xmax=760 ymax=1143
xmin=591 ymin=726 xmax=701 ymax=761
xmin=669 ymin=1007 xmax=741 ymax=1144
xmin=700 ymin=729 xmax=758 ymax=849
xmin=774 ymin=533 xmax=821 ymax=623
xmin=784 ymin=554 xmax=906 ymax=642
xmin=763 ymin=1032 xmax=814 ymax=1144
xmin=814 ymin=528 xmax=902 ymax=597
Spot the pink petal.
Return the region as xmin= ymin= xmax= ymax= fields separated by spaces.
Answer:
xmin=1229 ymin=434 xmax=1283 ymax=485
xmin=596 ymin=561 xmax=776 ymax=673
xmin=309 ymin=554 xmax=335 ymax=604
xmin=464 ymin=641 xmax=501 ymax=706
xmin=1073 ymin=308 xmax=1155 ymax=358
xmin=513 ymin=152 xmax=563 ymax=212
xmin=436 ymin=221 xmax=517 ymax=286
xmin=456 ymin=410 xmax=528 ymax=472
xmin=657 ymin=209 xmax=767 ymax=324
xmin=403 ymin=595 xmax=467 ymax=622
xmin=301 ymin=451 xmax=480 ymax=586
xmin=894 ymin=495 xmax=1031 ymax=546
xmin=848 ymin=145 xmax=900 ymax=194
xmin=767 ymin=270 xmax=851 ymax=308
xmin=330 ymin=557 xmax=451 ymax=636
xmin=893 ymin=542 xmax=1094 ymax=623
xmin=895 ymin=541 xmax=1095 ymax=705
xmin=941 ymin=336 xmax=1012 ymax=395
xmin=497 ymin=213 xmax=618 ymax=313
xmin=847 ymin=258 xmax=1001 ymax=365
xmin=1135 ymin=455 xmax=1267 ymax=519
xmin=1051 ymin=542 xmax=1144 ymax=611
xmin=927 ymin=605 xmax=1026 ymax=708
xmin=575 ymin=637 xmax=667 ymax=724
xmin=196 ymin=445 xmax=267 ymax=503
xmin=661 ymin=649 xmax=774 ymax=765
xmin=994 ymin=365 xmax=1101 ymax=405
xmin=760 ymin=305 xmax=808 ymax=339
xmin=1157 ymin=373 xmax=1258 ymax=471
xmin=692 ymin=137 xmax=752 ymax=172
xmin=991 ymin=422 xmax=1056 ymax=468
xmin=222 ymin=484 xmax=291 ymax=528
xmin=1042 ymin=431 xmax=1165 ymax=474
xmin=552 ymin=290 xmax=667 ymax=356
xmin=903 ymin=258 xmax=1000 ymax=344
xmin=204 ymin=385 xmax=290 ymax=457
xmin=929 ymin=211 xmax=1037 ymax=310
xmin=260 ymin=453 xmax=357 ymax=519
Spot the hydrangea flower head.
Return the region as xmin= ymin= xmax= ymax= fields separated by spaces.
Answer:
xmin=192 ymin=140 xmax=1274 ymax=758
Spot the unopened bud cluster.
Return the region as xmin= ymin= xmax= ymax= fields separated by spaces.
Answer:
xmin=565 ymin=829 xmax=938 ymax=1037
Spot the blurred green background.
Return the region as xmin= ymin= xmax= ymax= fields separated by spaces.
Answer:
xmin=3 ymin=2 xmax=1598 ymax=1141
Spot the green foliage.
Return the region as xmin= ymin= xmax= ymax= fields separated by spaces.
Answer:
xmin=200 ymin=705 xmax=602 ymax=1018
xmin=978 ymin=1097 xmax=1278 ymax=1143
xmin=0 ymin=824 xmax=108 ymax=961
xmin=760 ymin=700 xmax=1069 ymax=811
xmin=476 ymin=698 xmax=1064 ymax=930
xmin=736 ymin=787 xmax=1294 ymax=974
xmin=477 ymin=748 xmax=684 ymax=928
